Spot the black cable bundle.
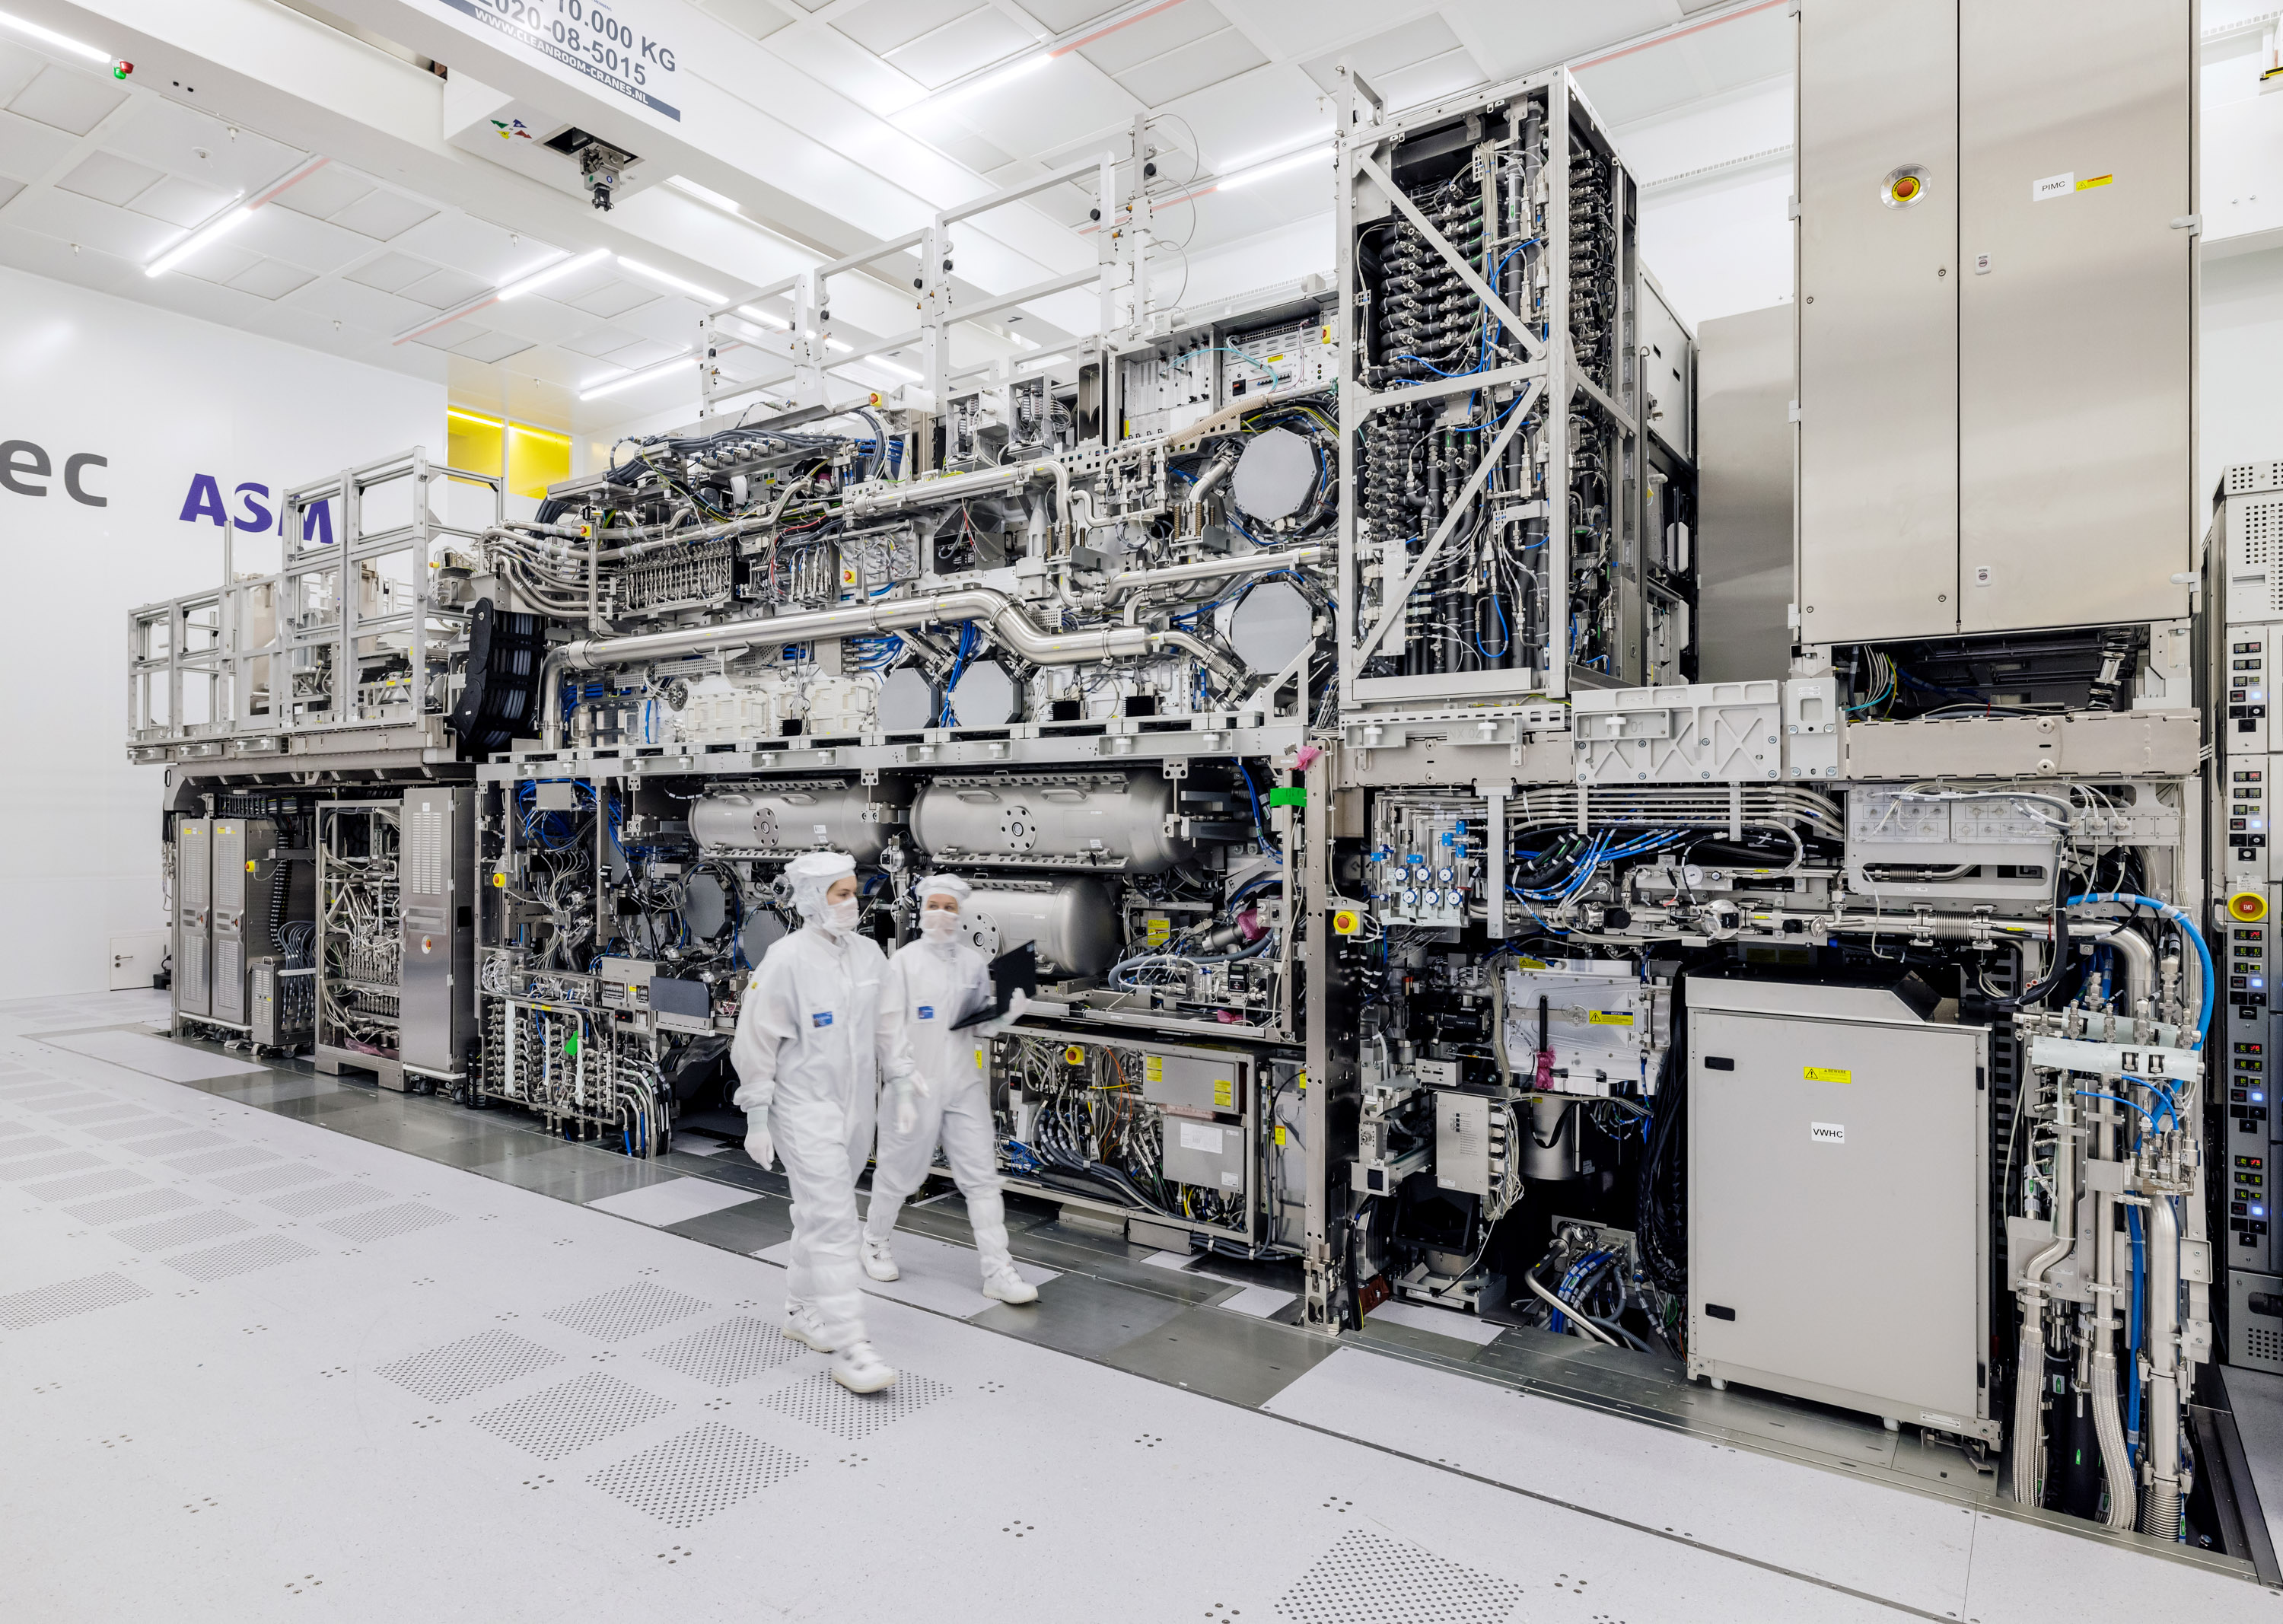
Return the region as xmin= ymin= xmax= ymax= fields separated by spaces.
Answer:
xmin=1637 ymin=1034 xmax=1687 ymax=1293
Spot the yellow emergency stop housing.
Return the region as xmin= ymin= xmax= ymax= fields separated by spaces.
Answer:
xmin=2229 ymin=890 xmax=2269 ymax=924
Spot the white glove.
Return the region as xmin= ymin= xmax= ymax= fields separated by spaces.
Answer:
xmin=893 ymin=1078 xmax=919 ymax=1136
xmin=978 ymin=989 xmax=1032 ymax=1039
xmin=743 ymin=1116 xmax=775 ymax=1170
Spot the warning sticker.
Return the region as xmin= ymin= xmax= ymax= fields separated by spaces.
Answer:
xmin=1144 ymin=1056 xmax=1163 ymax=1083
xmin=1179 ymin=1122 xmax=1224 ymax=1154
xmin=1213 ymin=1078 xmax=1234 ymax=1108
xmin=1588 ymin=1011 xmax=1634 ymax=1027
xmin=1804 ymin=1066 xmax=1852 ymax=1084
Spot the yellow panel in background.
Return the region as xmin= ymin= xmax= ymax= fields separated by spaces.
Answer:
xmin=508 ymin=422 xmax=571 ymax=499
xmin=447 ymin=409 xmax=503 ymax=480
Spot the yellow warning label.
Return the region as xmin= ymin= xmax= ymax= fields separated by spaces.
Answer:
xmin=1145 ymin=915 xmax=1170 ymax=945
xmin=1517 ymin=956 xmax=1549 ymax=970
xmin=974 ymin=1047 xmax=985 ymax=1071
xmin=1804 ymin=1066 xmax=1854 ymax=1084
xmin=2075 ymin=174 xmax=2114 ymax=191
xmin=1144 ymin=1056 xmax=1164 ymax=1083
xmin=1214 ymin=1078 xmax=1234 ymax=1108
xmin=1275 ymin=1125 xmax=1288 ymax=1147
xmin=1063 ymin=1045 xmax=1087 ymax=1066
xmin=1588 ymin=1011 xmax=1634 ymax=1027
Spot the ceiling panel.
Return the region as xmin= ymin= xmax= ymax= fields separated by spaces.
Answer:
xmin=227 ymin=257 xmax=319 ymax=300
xmin=1459 ymin=0 xmax=1679 ymax=80
xmin=0 ymin=108 xmax=80 ymax=182
xmin=560 ymin=327 xmax=642 ymax=360
xmin=7 ymin=65 xmax=128 ymax=136
xmin=345 ymin=250 xmax=434 ymax=295
xmin=400 ymin=266 xmax=494 ymax=307
xmin=233 ymin=204 xmax=377 ymax=275
xmin=607 ymin=295 xmax=706 ymax=349
xmin=8 ymin=186 xmax=183 ymax=260
xmin=883 ymin=9 xmax=1036 ymax=89
xmin=1077 ymin=2 xmax=1227 ymax=76
xmin=1114 ymin=29 xmax=1272 ymax=114
xmin=600 ymin=336 xmax=688 ymax=370
xmin=562 ymin=278 xmax=661 ymax=320
xmin=451 ymin=330 xmax=535 ymax=363
xmin=412 ymin=323 xmax=486 ymax=352
xmin=0 ymin=40 xmax=45 ymax=103
xmin=836 ymin=0 xmax=984 ymax=57
xmin=105 ymin=97 xmax=305 ymax=195
xmin=328 ymin=187 xmax=438 ymax=240
xmin=56 ymin=151 xmax=164 ymax=207
xmin=129 ymin=174 xmax=235 ymax=229
xmin=178 ymin=242 xmax=267 ymax=286
xmin=390 ymin=211 xmax=561 ymax=283
xmin=1218 ymin=0 xmax=1439 ymax=58
xmin=1299 ymin=14 xmax=1463 ymax=93
xmin=0 ymin=177 xmax=21 ymax=211
xmin=479 ymin=293 xmax=607 ymax=347
xmin=694 ymin=0 xmax=795 ymax=43
xmin=273 ymin=161 xmax=374 ymax=220
xmin=1021 ymin=0 xmax=1127 ymax=30
xmin=285 ymin=275 xmax=435 ymax=333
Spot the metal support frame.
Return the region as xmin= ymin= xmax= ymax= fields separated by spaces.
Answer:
xmin=1333 ymin=62 xmax=1647 ymax=720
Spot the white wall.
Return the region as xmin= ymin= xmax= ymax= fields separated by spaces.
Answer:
xmin=0 ymin=266 xmax=441 ymax=999
xmin=2206 ymin=244 xmax=2283 ymax=496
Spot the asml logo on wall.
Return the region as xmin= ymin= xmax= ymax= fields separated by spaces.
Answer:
xmin=177 ymin=472 xmax=336 ymax=544
xmin=0 ymin=435 xmax=339 ymax=543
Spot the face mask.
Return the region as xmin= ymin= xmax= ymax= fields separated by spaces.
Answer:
xmin=920 ymin=909 xmax=961 ymax=942
xmin=824 ymin=898 xmax=861 ymax=935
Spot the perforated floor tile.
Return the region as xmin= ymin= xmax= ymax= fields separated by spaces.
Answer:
xmin=166 ymin=1145 xmax=275 ymax=1176
xmin=543 ymin=1281 xmax=711 ymax=1342
xmin=471 ymin=1371 xmax=675 ymax=1459
xmin=376 ymin=1329 xmax=566 ymax=1404
xmin=586 ymin=1423 xmax=805 ymax=1528
xmin=0 ymin=1272 xmax=151 ymax=1330
xmin=64 ymin=1187 xmax=199 ymax=1226
xmin=43 ymin=1103 xmax=148 ymax=1126
xmin=129 ymin=1130 xmax=233 ymax=1157
xmin=163 ymin=1234 xmax=319 ymax=1282
xmin=317 ymin=1202 xmax=455 ymax=1243
xmin=208 ymin=1162 xmax=326 ymax=1196
xmin=23 ymin=1167 xmax=148 ymax=1202
xmin=263 ymin=1182 xmax=390 ymax=1218
xmin=1275 ymin=1530 xmax=1527 ymax=1624
xmin=644 ymin=1316 xmax=807 ymax=1387
xmin=0 ymin=1151 xmax=105 ymax=1182
xmin=113 ymin=1208 xmax=256 ymax=1251
xmin=79 ymin=1116 xmax=184 ymax=1142
xmin=0 ymin=1134 xmax=65 ymax=1161
xmin=758 ymin=1370 xmax=953 ymax=1440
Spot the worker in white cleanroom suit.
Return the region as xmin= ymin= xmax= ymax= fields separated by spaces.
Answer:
xmin=861 ymin=874 xmax=1041 ymax=1306
xmin=732 ymin=850 xmax=917 ymax=1393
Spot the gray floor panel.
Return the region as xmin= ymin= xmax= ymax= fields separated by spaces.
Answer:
xmin=0 ymin=993 xmax=2259 ymax=1619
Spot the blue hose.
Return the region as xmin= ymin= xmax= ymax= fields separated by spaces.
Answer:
xmin=2064 ymin=892 xmax=2211 ymax=1049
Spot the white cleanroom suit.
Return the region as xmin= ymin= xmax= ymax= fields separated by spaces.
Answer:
xmin=862 ymin=874 xmax=1039 ymax=1304
xmin=733 ymin=851 xmax=916 ymax=1383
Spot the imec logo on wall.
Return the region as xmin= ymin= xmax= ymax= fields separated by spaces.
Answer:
xmin=178 ymin=473 xmax=336 ymax=544
xmin=1 ymin=438 xmax=107 ymax=505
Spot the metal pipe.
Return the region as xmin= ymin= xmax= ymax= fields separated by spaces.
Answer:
xmin=2089 ymin=1094 xmax=2136 ymax=1530
xmin=1104 ymin=545 xmax=1322 ymax=594
xmin=539 ymin=588 xmax=1243 ymax=749
xmin=2142 ymin=1193 xmax=2183 ymax=1538
xmin=2012 ymin=1068 xmax=2077 ymax=1509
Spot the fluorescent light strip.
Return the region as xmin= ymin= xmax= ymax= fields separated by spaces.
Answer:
xmin=926 ymin=51 xmax=1051 ymax=108
xmin=665 ymin=176 xmax=742 ymax=212
xmin=145 ymin=200 xmax=252 ymax=278
xmin=616 ymin=255 xmax=724 ymax=304
xmin=0 ymin=8 xmax=110 ymax=62
xmin=855 ymin=356 xmax=922 ymax=382
xmin=580 ymin=350 xmax=693 ymax=402
xmin=500 ymin=247 xmax=611 ymax=301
